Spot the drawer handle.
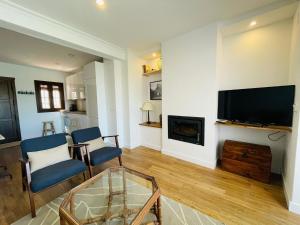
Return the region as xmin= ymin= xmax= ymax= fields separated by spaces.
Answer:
xmin=242 ymin=152 xmax=248 ymax=158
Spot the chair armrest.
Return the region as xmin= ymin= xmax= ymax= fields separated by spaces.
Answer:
xmin=19 ymin=157 xmax=29 ymax=165
xmin=68 ymin=144 xmax=90 ymax=162
xmin=102 ymin=135 xmax=119 ymax=139
xmin=69 ymin=144 xmax=90 ymax=148
xmin=102 ymin=135 xmax=120 ymax=148
xmin=19 ymin=158 xmax=31 ymax=184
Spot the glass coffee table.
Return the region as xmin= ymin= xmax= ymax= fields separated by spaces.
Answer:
xmin=59 ymin=167 xmax=161 ymax=225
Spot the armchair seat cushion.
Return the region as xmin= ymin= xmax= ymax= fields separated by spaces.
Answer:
xmin=90 ymin=147 xmax=122 ymax=166
xmin=30 ymin=159 xmax=86 ymax=193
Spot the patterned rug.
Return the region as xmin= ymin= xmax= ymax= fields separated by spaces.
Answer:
xmin=12 ymin=175 xmax=224 ymax=225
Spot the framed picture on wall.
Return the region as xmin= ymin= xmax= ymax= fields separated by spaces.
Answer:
xmin=150 ymin=80 xmax=162 ymax=100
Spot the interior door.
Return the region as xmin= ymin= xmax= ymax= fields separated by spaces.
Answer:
xmin=0 ymin=77 xmax=21 ymax=143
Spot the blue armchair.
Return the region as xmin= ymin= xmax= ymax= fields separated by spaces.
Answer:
xmin=20 ymin=133 xmax=87 ymax=217
xmin=71 ymin=127 xmax=122 ymax=177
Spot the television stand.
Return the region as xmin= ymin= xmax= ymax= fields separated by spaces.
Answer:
xmin=215 ymin=120 xmax=292 ymax=132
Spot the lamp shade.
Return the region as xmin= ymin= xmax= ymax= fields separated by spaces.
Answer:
xmin=0 ymin=134 xmax=5 ymax=140
xmin=142 ymin=101 xmax=153 ymax=111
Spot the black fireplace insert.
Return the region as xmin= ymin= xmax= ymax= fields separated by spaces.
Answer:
xmin=168 ymin=115 xmax=205 ymax=146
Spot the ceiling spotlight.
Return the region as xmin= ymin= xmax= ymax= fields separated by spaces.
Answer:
xmin=96 ymin=0 xmax=105 ymax=6
xmin=250 ymin=21 xmax=257 ymax=27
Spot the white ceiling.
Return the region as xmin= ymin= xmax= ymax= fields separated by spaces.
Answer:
xmin=0 ymin=27 xmax=101 ymax=72
xmin=8 ymin=0 xmax=292 ymax=52
xmin=222 ymin=2 xmax=298 ymax=36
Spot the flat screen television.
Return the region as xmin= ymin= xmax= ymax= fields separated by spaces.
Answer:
xmin=218 ymin=85 xmax=295 ymax=126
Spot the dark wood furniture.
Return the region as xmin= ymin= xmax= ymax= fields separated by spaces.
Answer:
xmin=34 ymin=80 xmax=65 ymax=113
xmin=0 ymin=165 xmax=12 ymax=180
xmin=0 ymin=77 xmax=21 ymax=144
xmin=221 ymin=140 xmax=272 ymax=183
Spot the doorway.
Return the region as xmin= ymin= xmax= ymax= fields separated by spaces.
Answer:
xmin=0 ymin=77 xmax=21 ymax=144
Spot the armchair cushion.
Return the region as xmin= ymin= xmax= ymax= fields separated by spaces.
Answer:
xmin=27 ymin=143 xmax=71 ymax=173
xmin=80 ymin=137 xmax=107 ymax=154
xmin=90 ymin=147 xmax=122 ymax=166
xmin=30 ymin=159 xmax=86 ymax=193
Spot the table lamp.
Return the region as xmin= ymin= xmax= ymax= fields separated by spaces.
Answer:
xmin=0 ymin=134 xmax=5 ymax=140
xmin=142 ymin=101 xmax=153 ymax=124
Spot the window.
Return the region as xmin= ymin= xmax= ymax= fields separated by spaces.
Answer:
xmin=34 ymin=80 xmax=65 ymax=113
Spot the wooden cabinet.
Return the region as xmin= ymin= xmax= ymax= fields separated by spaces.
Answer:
xmin=66 ymin=72 xmax=85 ymax=100
xmin=82 ymin=61 xmax=102 ymax=128
xmin=221 ymin=140 xmax=272 ymax=183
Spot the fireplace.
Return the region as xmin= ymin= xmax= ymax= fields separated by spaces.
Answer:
xmin=168 ymin=115 xmax=205 ymax=146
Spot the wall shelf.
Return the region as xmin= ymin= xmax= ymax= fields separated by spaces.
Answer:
xmin=143 ymin=69 xmax=161 ymax=76
xmin=139 ymin=122 xmax=162 ymax=128
xmin=215 ymin=120 xmax=292 ymax=132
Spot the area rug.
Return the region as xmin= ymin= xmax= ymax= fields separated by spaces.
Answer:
xmin=12 ymin=175 xmax=224 ymax=225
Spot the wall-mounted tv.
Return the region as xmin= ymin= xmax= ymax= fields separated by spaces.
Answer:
xmin=218 ymin=85 xmax=295 ymax=127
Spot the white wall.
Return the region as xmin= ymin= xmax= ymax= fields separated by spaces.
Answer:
xmin=221 ymin=19 xmax=292 ymax=90
xmin=140 ymin=126 xmax=162 ymax=151
xmin=219 ymin=19 xmax=293 ymax=173
xmin=103 ymin=59 xmax=117 ymax=135
xmin=127 ymin=50 xmax=145 ymax=148
xmin=113 ymin=59 xmax=130 ymax=147
xmin=161 ymin=23 xmax=219 ymax=169
xmin=0 ymin=61 xmax=67 ymax=140
xmin=283 ymin=2 xmax=300 ymax=214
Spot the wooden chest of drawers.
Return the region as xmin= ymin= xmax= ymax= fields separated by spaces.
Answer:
xmin=221 ymin=140 xmax=272 ymax=183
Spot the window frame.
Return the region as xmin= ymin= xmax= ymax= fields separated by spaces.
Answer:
xmin=34 ymin=80 xmax=65 ymax=113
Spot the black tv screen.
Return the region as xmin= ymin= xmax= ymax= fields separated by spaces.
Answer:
xmin=218 ymin=85 xmax=295 ymax=126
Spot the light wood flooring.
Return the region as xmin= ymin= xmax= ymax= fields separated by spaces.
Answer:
xmin=0 ymin=146 xmax=300 ymax=225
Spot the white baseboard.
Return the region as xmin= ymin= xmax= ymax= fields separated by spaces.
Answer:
xmin=161 ymin=148 xmax=216 ymax=169
xmin=289 ymin=201 xmax=300 ymax=214
xmin=121 ymin=145 xmax=131 ymax=149
xmin=141 ymin=144 xmax=161 ymax=151
xmin=282 ymin=177 xmax=291 ymax=208
xmin=282 ymin=175 xmax=300 ymax=215
xmin=124 ymin=144 xmax=141 ymax=150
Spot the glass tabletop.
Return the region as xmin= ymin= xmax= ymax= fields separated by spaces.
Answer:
xmin=60 ymin=167 xmax=160 ymax=225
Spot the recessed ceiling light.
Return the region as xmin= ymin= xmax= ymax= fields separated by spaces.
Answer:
xmin=152 ymin=53 xmax=157 ymax=57
xmin=96 ymin=0 xmax=105 ymax=6
xmin=250 ymin=21 xmax=257 ymax=27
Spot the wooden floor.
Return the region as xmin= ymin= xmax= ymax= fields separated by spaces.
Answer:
xmin=1 ymin=146 xmax=300 ymax=225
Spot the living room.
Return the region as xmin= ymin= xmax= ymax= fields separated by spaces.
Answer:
xmin=0 ymin=0 xmax=300 ymax=225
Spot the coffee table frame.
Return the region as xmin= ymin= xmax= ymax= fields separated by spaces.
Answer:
xmin=59 ymin=166 xmax=161 ymax=225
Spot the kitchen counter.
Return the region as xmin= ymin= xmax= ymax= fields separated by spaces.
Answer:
xmin=62 ymin=111 xmax=87 ymax=115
